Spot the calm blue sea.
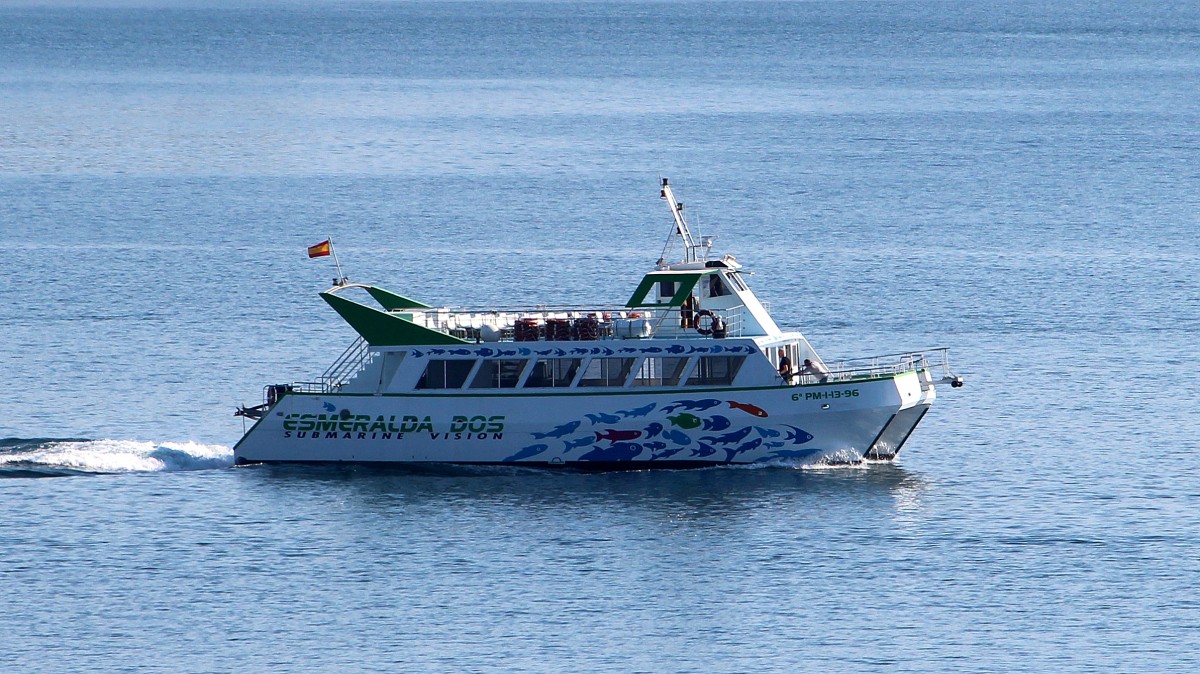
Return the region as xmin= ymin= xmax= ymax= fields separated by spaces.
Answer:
xmin=2 ymin=1 xmax=1198 ymax=671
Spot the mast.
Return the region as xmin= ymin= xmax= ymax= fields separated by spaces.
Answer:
xmin=659 ymin=177 xmax=706 ymax=264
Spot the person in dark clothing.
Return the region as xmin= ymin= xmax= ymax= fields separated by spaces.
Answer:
xmin=777 ymin=349 xmax=793 ymax=381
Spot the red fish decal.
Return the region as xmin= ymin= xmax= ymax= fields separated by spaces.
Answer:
xmin=594 ymin=429 xmax=643 ymax=443
xmin=727 ymin=400 xmax=769 ymax=418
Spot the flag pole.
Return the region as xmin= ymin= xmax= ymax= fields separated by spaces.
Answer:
xmin=328 ymin=236 xmax=347 ymax=286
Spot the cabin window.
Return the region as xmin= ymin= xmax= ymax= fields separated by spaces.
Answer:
xmin=685 ymin=356 xmax=745 ymax=386
xmin=633 ymin=357 xmax=689 ymax=387
xmin=470 ymin=359 xmax=527 ymax=388
xmin=578 ymin=357 xmax=635 ymax=387
xmin=708 ymin=275 xmax=731 ymax=297
xmin=416 ymin=359 xmax=476 ymax=389
xmin=658 ymin=281 xmax=676 ymax=301
xmin=524 ymin=358 xmax=582 ymax=388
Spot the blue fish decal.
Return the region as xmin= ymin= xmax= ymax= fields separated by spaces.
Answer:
xmin=642 ymin=347 xmax=663 ymax=354
xmin=586 ymin=412 xmax=621 ymax=425
xmin=724 ymin=436 xmax=763 ymax=463
xmin=702 ymin=415 xmax=731 ymax=432
xmin=665 ymin=344 xmax=687 ymax=354
xmin=532 ymin=420 xmax=582 ymax=440
xmin=783 ymin=425 xmax=815 ymax=444
xmin=617 ymin=403 xmax=656 ymax=419
xmin=701 ymin=426 xmax=753 ymax=446
xmin=642 ymin=441 xmax=667 ymax=452
xmin=643 ymin=422 xmax=664 ymax=438
xmin=652 ymin=446 xmax=689 ymax=461
xmin=755 ymin=427 xmax=781 ymax=438
xmin=448 ymin=348 xmax=472 ymax=356
xmin=662 ymin=429 xmax=692 ymax=446
xmin=410 ymin=349 xmax=425 ymax=358
xmin=570 ymin=348 xmax=589 ymax=355
xmin=476 ymin=348 xmax=495 ymax=358
xmin=430 ymin=348 xmax=446 ymax=355
xmin=504 ymin=443 xmax=549 ymax=462
xmin=561 ymin=435 xmax=595 ymax=453
xmin=518 ymin=347 xmax=532 ymax=356
xmin=579 ymin=442 xmax=643 ymax=462
xmin=322 ymin=402 xmax=337 ymax=412
xmin=690 ymin=442 xmax=719 ymax=458
xmin=661 ymin=399 xmax=723 ymax=414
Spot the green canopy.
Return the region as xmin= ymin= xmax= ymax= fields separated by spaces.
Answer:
xmin=625 ymin=270 xmax=717 ymax=308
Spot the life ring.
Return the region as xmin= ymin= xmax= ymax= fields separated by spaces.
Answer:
xmin=695 ymin=310 xmax=724 ymax=337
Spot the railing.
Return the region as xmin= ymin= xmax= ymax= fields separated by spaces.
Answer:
xmin=411 ymin=304 xmax=750 ymax=341
xmin=287 ymin=381 xmax=326 ymax=395
xmin=799 ymin=348 xmax=954 ymax=385
xmin=646 ymin=305 xmax=746 ymax=339
xmin=317 ymin=337 xmax=372 ymax=391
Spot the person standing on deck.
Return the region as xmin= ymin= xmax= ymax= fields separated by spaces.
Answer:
xmin=778 ymin=349 xmax=794 ymax=383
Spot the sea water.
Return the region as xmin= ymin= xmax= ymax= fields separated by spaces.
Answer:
xmin=2 ymin=1 xmax=1198 ymax=671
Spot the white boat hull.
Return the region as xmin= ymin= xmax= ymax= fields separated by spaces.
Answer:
xmin=234 ymin=371 xmax=935 ymax=467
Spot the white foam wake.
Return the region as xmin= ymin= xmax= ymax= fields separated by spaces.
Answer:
xmin=0 ymin=439 xmax=235 ymax=474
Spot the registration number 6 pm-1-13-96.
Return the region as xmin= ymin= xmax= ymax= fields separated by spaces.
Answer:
xmin=793 ymin=389 xmax=860 ymax=401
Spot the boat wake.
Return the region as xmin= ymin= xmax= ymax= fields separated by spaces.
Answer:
xmin=727 ymin=448 xmax=871 ymax=471
xmin=0 ymin=438 xmax=234 ymax=477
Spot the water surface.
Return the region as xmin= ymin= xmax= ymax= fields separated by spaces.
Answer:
xmin=2 ymin=1 xmax=1198 ymax=671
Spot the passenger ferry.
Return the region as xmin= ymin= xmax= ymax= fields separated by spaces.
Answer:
xmin=234 ymin=179 xmax=962 ymax=468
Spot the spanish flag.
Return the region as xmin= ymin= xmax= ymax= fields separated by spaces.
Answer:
xmin=307 ymin=239 xmax=332 ymax=258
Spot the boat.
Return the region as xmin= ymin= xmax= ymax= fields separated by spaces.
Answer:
xmin=233 ymin=178 xmax=963 ymax=468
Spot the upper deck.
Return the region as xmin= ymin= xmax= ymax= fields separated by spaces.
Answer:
xmin=317 ymin=177 xmax=788 ymax=349
xmin=320 ymin=259 xmax=781 ymax=348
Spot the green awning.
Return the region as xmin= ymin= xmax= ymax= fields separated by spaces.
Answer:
xmin=321 ymin=292 xmax=468 ymax=346
xmin=364 ymin=285 xmax=431 ymax=311
xmin=625 ymin=270 xmax=716 ymax=308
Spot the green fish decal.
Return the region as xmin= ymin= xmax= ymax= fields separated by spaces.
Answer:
xmin=667 ymin=413 xmax=702 ymax=429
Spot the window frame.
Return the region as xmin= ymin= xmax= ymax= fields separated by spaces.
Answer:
xmin=632 ymin=356 xmax=691 ymax=387
xmin=522 ymin=357 xmax=584 ymax=388
xmin=469 ymin=358 xmax=529 ymax=389
xmin=577 ymin=357 xmax=637 ymax=388
xmin=415 ymin=359 xmax=478 ymax=390
xmin=684 ymin=355 xmax=746 ymax=387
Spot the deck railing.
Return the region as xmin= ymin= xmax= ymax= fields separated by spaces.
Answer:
xmin=412 ymin=304 xmax=749 ymax=341
xmin=320 ymin=337 xmax=372 ymax=390
xmin=801 ymin=348 xmax=954 ymax=385
xmin=283 ymin=338 xmax=373 ymax=395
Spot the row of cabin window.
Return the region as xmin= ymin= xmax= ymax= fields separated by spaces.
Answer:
xmin=416 ymin=356 xmax=745 ymax=390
